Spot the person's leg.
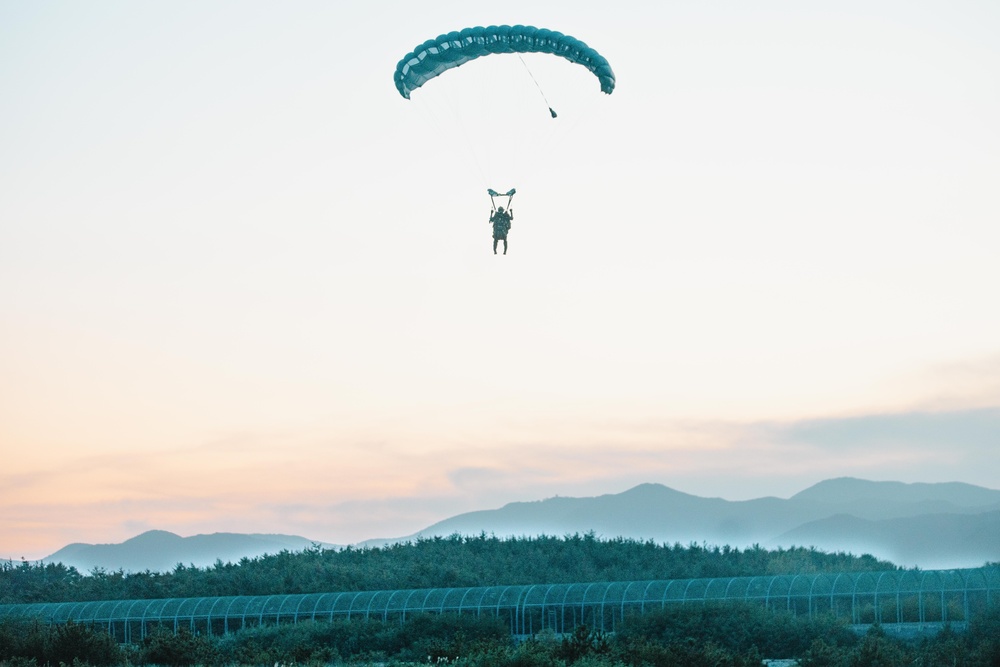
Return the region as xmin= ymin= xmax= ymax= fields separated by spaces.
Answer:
xmin=493 ymin=238 xmax=498 ymax=254
xmin=503 ymin=238 xmax=508 ymax=254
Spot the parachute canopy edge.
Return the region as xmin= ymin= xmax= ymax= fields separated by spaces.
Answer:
xmin=394 ymin=25 xmax=615 ymax=100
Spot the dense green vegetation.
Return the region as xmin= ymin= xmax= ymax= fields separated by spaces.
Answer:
xmin=1 ymin=603 xmax=999 ymax=666
xmin=2 ymin=535 xmax=997 ymax=665
xmin=1 ymin=533 xmax=894 ymax=604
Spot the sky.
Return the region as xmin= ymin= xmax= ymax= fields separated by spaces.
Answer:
xmin=2 ymin=0 xmax=999 ymax=561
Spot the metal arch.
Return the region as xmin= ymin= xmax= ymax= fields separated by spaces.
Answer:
xmin=273 ymin=594 xmax=295 ymax=624
xmin=961 ymin=567 xmax=996 ymax=616
xmin=894 ymin=570 xmax=920 ymax=625
xmin=924 ymin=569 xmax=948 ymax=622
xmin=257 ymin=595 xmax=275 ymax=626
xmin=661 ymin=578 xmax=681 ymax=607
xmin=579 ymin=582 xmax=599 ymax=627
xmin=139 ymin=598 xmax=165 ymax=640
xmin=985 ymin=567 xmax=1000 ymax=606
xmin=175 ymin=597 xmax=196 ymax=632
xmin=49 ymin=601 xmax=72 ymax=624
xmin=161 ymin=597 xmax=187 ymax=633
xmin=682 ymin=578 xmax=698 ymax=605
xmin=520 ymin=584 xmax=540 ymax=635
xmin=205 ymin=596 xmax=226 ymax=635
xmin=105 ymin=599 xmax=130 ymax=630
xmin=185 ymin=597 xmax=208 ymax=632
xmin=917 ymin=570 xmax=936 ymax=625
xmin=63 ymin=600 xmax=89 ymax=623
xmin=640 ymin=580 xmax=658 ymax=613
xmin=326 ymin=592 xmax=349 ymax=622
xmin=88 ymin=599 xmax=115 ymax=627
xmin=829 ymin=571 xmax=853 ymax=619
xmin=441 ymin=587 xmax=468 ymax=614
xmin=438 ymin=587 xmax=455 ymax=614
xmin=539 ymin=583 xmax=558 ymax=618
xmin=873 ymin=570 xmax=895 ymax=625
xmin=494 ymin=585 xmax=514 ymax=617
xmin=704 ymin=577 xmax=729 ymax=602
xmin=599 ymin=582 xmax=619 ymax=631
xmin=62 ymin=600 xmax=87 ymax=623
xmin=619 ymin=580 xmax=639 ymax=623
xmin=469 ymin=586 xmax=491 ymax=619
xmin=785 ymin=574 xmax=807 ymax=613
xmin=850 ymin=572 xmax=875 ymax=625
xmin=560 ymin=583 xmax=579 ymax=633
xmin=497 ymin=585 xmax=523 ymax=634
xmin=239 ymin=596 xmax=253 ymax=630
xmin=956 ymin=567 xmax=981 ymax=621
xmin=400 ymin=589 xmax=421 ymax=623
xmin=382 ymin=589 xmax=403 ymax=623
xmin=292 ymin=593 xmax=314 ymax=624
xmin=764 ymin=574 xmax=783 ymax=610
xmin=122 ymin=599 xmax=145 ymax=643
xmin=419 ymin=588 xmax=438 ymax=616
xmin=722 ymin=576 xmax=740 ymax=601
xmin=222 ymin=595 xmax=244 ymax=633
xmin=807 ymin=573 xmax=833 ymax=619
xmin=346 ymin=591 xmax=365 ymax=620
xmin=308 ymin=593 xmax=330 ymax=623
xmin=456 ymin=586 xmax=477 ymax=618
xmin=828 ymin=572 xmax=845 ymax=617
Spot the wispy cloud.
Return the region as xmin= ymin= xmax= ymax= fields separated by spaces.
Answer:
xmin=5 ymin=404 xmax=998 ymax=559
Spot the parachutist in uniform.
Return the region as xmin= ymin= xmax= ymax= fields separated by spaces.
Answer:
xmin=490 ymin=206 xmax=512 ymax=255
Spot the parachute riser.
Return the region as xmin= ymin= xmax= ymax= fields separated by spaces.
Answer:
xmin=487 ymin=188 xmax=516 ymax=212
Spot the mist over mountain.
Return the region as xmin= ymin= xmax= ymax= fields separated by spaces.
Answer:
xmin=369 ymin=477 xmax=1000 ymax=568
xmin=42 ymin=478 xmax=1000 ymax=573
xmin=774 ymin=510 xmax=1000 ymax=570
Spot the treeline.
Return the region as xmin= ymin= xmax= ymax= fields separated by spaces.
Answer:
xmin=2 ymin=602 xmax=999 ymax=666
xmin=0 ymin=534 xmax=896 ymax=604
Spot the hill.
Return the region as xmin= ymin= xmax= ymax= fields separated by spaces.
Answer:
xmin=42 ymin=478 xmax=1000 ymax=572
xmin=374 ymin=477 xmax=1000 ymax=568
xmin=44 ymin=530 xmax=339 ymax=573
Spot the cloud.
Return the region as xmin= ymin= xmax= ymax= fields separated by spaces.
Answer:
xmin=767 ymin=407 xmax=1000 ymax=452
xmin=8 ymin=403 xmax=999 ymax=559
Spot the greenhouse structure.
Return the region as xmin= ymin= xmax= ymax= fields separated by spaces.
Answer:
xmin=1 ymin=566 xmax=997 ymax=643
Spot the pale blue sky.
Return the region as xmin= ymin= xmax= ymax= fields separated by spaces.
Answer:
xmin=2 ymin=1 xmax=999 ymax=558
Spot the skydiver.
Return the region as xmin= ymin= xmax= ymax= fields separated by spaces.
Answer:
xmin=490 ymin=206 xmax=512 ymax=255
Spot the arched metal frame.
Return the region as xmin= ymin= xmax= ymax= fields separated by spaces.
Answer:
xmin=2 ymin=567 xmax=997 ymax=643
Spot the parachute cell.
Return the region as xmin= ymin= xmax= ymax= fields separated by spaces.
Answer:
xmin=394 ymin=25 xmax=615 ymax=99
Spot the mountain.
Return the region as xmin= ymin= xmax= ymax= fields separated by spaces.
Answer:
xmin=41 ymin=478 xmax=1000 ymax=573
xmin=44 ymin=530 xmax=339 ymax=573
xmin=375 ymin=478 xmax=1000 ymax=568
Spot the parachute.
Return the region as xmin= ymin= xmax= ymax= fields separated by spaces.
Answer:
xmin=394 ymin=25 xmax=615 ymax=100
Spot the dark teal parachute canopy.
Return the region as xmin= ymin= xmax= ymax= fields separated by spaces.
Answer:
xmin=394 ymin=25 xmax=615 ymax=99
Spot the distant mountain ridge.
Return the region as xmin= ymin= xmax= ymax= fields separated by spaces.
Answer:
xmin=372 ymin=477 xmax=1000 ymax=569
xmin=45 ymin=530 xmax=339 ymax=573
xmin=42 ymin=478 xmax=1000 ymax=573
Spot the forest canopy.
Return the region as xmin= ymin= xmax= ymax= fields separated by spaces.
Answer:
xmin=1 ymin=533 xmax=895 ymax=605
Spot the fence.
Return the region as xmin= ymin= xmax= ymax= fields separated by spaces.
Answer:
xmin=1 ymin=566 xmax=996 ymax=643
